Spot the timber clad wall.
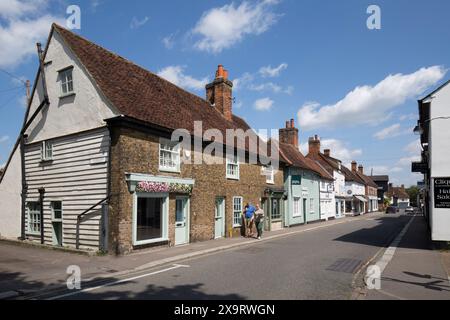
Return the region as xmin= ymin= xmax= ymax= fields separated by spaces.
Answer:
xmin=109 ymin=126 xmax=284 ymax=254
xmin=24 ymin=127 xmax=110 ymax=250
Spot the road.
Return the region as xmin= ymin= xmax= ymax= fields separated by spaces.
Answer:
xmin=43 ymin=212 xmax=413 ymax=300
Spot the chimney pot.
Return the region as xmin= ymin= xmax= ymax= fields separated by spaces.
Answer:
xmin=290 ymin=119 xmax=295 ymax=128
xmin=358 ymin=165 xmax=363 ymax=174
xmin=285 ymin=121 xmax=290 ymax=128
xmin=351 ymin=161 xmax=357 ymax=172
xmin=216 ymin=65 xmax=224 ymax=78
xmin=324 ymin=149 xmax=330 ymax=157
xmin=223 ymin=69 xmax=228 ymax=79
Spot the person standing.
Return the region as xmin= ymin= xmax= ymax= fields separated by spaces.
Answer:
xmin=243 ymin=203 xmax=256 ymax=238
xmin=254 ymin=203 xmax=265 ymax=240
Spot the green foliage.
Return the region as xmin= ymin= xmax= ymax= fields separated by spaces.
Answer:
xmin=406 ymin=186 xmax=420 ymax=207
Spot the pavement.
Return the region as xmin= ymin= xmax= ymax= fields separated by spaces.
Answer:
xmin=1 ymin=211 xmax=449 ymax=300
xmin=358 ymin=214 xmax=450 ymax=300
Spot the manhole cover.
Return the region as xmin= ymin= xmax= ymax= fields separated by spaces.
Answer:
xmin=326 ymin=258 xmax=362 ymax=274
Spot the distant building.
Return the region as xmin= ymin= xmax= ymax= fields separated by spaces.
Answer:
xmin=371 ymin=175 xmax=390 ymax=210
xmin=386 ymin=184 xmax=410 ymax=208
xmin=412 ymin=79 xmax=450 ymax=242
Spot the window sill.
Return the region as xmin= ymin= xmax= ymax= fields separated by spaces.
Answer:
xmin=133 ymin=237 xmax=169 ymax=246
xmin=233 ymin=224 xmax=241 ymax=228
xmin=40 ymin=159 xmax=53 ymax=164
xmin=226 ymin=176 xmax=240 ymax=181
xmin=159 ymin=167 xmax=181 ymax=174
xmin=26 ymin=232 xmax=41 ymax=236
xmin=59 ymin=92 xmax=75 ymax=99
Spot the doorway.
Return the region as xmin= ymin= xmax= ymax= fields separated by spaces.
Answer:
xmin=214 ymin=197 xmax=225 ymax=239
xmin=175 ymin=197 xmax=189 ymax=246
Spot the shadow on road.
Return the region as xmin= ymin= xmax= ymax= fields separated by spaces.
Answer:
xmin=333 ymin=214 xmax=427 ymax=250
xmin=382 ymin=272 xmax=450 ymax=292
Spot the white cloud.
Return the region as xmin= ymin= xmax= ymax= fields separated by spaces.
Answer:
xmin=300 ymin=138 xmax=362 ymax=166
xmin=404 ymin=139 xmax=421 ymax=155
xmin=370 ymin=166 xmax=403 ymax=175
xmin=0 ymin=0 xmax=65 ymax=68
xmin=157 ymin=65 xmax=208 ymax=91
xmin=373 ymin=123 xmax=405 ymax=140
xmin=259 ymin=63 xmax=288 ymax=77
xmin=254 ymin=97 xmax=274 ymax=111
xmin=298 ymin=66 xmax=447 ymax=131
xmin=0 ymin=136 xmax=9 ymax=144
xmin=399 ymin=113 xmax=418 ymax=121
xmin=191 ymin=0 xmax=280 ymax=53
xmin=130 ymin=16 xmax=149 ymax=29
xmin=162 ymin=33 xmax=176 ymax=49
xmin=248 ymin=82 xmax=293 ymax=95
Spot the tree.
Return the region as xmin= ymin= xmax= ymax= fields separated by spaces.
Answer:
xmin=406 ymin=186 xmax=420 ymax=207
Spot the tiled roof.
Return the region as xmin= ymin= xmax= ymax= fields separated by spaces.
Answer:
xmin=279 ymin=143 xmax=333 ymax=180
xmin=341 ymin=165 xmax=365 ymax=185
xmin=386 ymin=187 xmax=409 ymax=199
xmin=52 ymin=24 xmax=263 ymax=147
xmin=306 ymin=152 xmax=334 ymax=176
xmin=354 ymin=171 xmax=378 ymax=188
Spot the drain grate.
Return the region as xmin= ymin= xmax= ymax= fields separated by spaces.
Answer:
xmin=326 ymin=258 xmax=362 ymax=274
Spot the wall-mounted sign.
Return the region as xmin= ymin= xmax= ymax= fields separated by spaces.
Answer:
xmin=434 ymin=177 xmax=450 ymax=208
xmin=292 ymin=175 xmax=301 ymax=185
xmin=412 ymin=161 xmax=428 ymax=174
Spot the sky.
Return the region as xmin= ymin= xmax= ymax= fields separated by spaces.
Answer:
xmin=0 ymin=0 xmax=449 ymax=186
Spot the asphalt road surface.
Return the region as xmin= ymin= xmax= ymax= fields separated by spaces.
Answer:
xmin=47 ymin=212 xmax=412 ymax=300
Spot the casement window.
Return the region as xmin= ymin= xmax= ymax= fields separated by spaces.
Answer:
xmin=233 ymin=196 xmax=243 ymax=227
xmin=27 ymin=202 xmax=41 ymax=235
xmin=59 ymin=68 xmax=74 ymax=96
xmin=310 ymin=198 xmax=314 ymax=213
xmin=159 ymin=141 xmax=180 ymax=172
xmin=226 ymin=156 xmax=240 ymax=180
xmin=41 ymin=141 xmax=53 ymax=161
xmin=51 ymin=201 xmax=63 ymax=222
xmin=265 ymin=165 xmax=274 ymax=184
xmin=293 ymin=197 xmax=301 ymax=217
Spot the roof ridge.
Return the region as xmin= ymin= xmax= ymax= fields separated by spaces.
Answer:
xmin=52 ymin=23 xmax=238 ymax=125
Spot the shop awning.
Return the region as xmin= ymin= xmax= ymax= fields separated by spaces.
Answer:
xmin=355 ymin=195 xmax=367 ymax=202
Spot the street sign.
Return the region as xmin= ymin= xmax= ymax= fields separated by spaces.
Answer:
xmin=434 ymin=178 xmax=450 ymax=208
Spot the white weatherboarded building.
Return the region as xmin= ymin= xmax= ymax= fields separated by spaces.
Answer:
xmin=0 ymin=24 xmax=116 ymax=250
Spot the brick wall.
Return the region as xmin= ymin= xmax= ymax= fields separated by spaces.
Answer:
xmin=109 ymin=126 xmax=284 ymax=254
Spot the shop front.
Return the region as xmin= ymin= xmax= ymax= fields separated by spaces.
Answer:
xmin=126 ymin=173 xmax=195 ymax=247
xmin=262 ymin=187 xmax=286 ymax=232
xmin=345 ymin=195 xmax=367 ymax=215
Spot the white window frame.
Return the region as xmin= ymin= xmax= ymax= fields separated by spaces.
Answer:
xmin=27 ymin=202 xmax=41 ymax=236
xmin=226 ymin=156 xmax=240 ymax=180
xmin=41 ymin=140 xmax=53 ymax=161
xmin=293 ymin=197 xmax=301 ymax=217
xmin=310 ymin=198 xmax=315 ymax=213
xmin=132 ymin=192 xmax=169 ymax=246
xmin=159 ymin=140 xmax=181 ymax=173
xmin=265 ymin=165 xmax=274 ymax=184
xmin=233 ymin=196 xmax=243 ymax=227
xmin=51 ymin=201 xmax=63 ymax=222
xmin=59 ymin=67 xmax=74 ymax=96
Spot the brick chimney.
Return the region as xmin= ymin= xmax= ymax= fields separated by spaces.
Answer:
xmin=351 ymin=161 xmax=357 ymax=172
xmin=358 ymin=165 xmax=364 ymax=175
xmin=279 ymin=118 xmax=299 ymax=147
xmin=206 ymin=65 xmax=233 ymax=121
xmin=308 ymin=135 xmax=320 ymax=155
xmin=324 ymin=149 xmax=331 ymax=157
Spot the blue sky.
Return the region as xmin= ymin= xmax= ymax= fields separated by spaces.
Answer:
xmin=1 ymin=0 xmax=449 ymax=186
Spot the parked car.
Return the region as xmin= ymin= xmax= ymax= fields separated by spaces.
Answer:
xmin=386 ymin=206 xmax=398 ymax=214
xmin=405 ymin=206 xmax=415 ymax=214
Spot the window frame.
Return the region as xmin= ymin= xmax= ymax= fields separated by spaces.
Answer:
xmin=159 ymin=140 xmax=181 ymax=173
xmin=226 ymin=156 xmax=240 ymax=180
xmin=59 ymin=67 xmax=74 ymax=97
xmin=41 ymin=140 xmax=53 ymax=161
xmin=310 ymin=198 xmax=315 ymax=213
xmin=232 ymin=196 xmax=243 ymax=227
xmin=265 ymin=165 xmax=275 ymax=184
xmin=27 ymin=202 xmax=41 ymax=236
xmin=51 ymin=201 xmax=63 ymax=222
xmin=293 ymin=197 xmax=301 ymax=217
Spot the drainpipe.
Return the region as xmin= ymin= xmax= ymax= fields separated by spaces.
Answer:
xmin=38 ymin=187 xmax=45 ymax=244
xmin=20 ymin=135 xmax=28 ymax=240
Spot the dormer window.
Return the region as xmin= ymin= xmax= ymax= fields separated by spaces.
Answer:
xmin=59 ymin=67 xmax=74 ymax=96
